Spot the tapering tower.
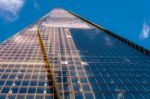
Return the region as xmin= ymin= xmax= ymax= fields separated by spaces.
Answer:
xmin=0 ymin=8 xmax=150 ymax=99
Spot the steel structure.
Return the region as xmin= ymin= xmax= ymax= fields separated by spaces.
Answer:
xmin=0 ymin=8 xmax=150 ymax=99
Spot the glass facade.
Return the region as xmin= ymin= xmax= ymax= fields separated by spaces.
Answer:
xmin=0 ymin=8 xmax=150 ymax=99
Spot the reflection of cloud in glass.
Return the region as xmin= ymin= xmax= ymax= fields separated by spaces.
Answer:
xmin=104 ymin=36 xmax=113 ymax=47
xmin=14 ymin=35 xmax=24 ymax=43
xmin=82 ymin=29 xmax=100 ymax=40
xmin=116 ymin=89 xmax=125 ymax=99
xmin=123 ymin=57 xmax=132 ymax=64
xmin=117 ymin=93 xmax=124 ymax=99
xmin=28 ymin=26 xmax=37 ymax=31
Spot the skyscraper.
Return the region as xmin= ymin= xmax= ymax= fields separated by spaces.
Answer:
xmin=0 ymin=8 xmax=150 ymax=99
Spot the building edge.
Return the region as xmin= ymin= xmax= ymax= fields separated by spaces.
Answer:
xmin=1 ymin=8 xmax=149 ymax=57
xmin=67 ymin=10 xmax=150 ymax=57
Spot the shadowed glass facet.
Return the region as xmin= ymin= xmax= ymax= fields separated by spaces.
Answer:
xmin=0 ymin=8 xmax=150 ymax=99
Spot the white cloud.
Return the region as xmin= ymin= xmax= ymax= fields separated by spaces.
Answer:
xmin=33 ymin=1 xmax=41 ymax=10
xmin=140 ymin=19 xmax=150 ymax=40
xmin=0 ymin=0 xmax=25 ymax=22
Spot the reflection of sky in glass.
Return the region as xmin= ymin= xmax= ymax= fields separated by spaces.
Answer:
xmin=0 ymin=8 xmax=150 ymax=99
xmin=70 ymin=28 xmax=150 ymax=98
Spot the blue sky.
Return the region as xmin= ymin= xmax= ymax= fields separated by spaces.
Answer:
xmin=0 ymin=0 xmax=150 ymax=50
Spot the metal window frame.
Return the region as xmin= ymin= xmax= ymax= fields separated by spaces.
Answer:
xmin=67 ymin=10 xmax=150 ymax=57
